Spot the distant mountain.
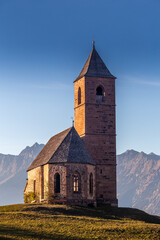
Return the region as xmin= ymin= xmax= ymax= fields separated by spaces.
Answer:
xmin=0 ymin=146 xmax=160 ymax=216
xmin=0 ymin=143 xmax=44 ymax=206
xmin=117 ymin=150 xmax=160 ymax=215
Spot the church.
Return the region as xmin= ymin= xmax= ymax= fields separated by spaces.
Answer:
xmin=24 ymin=43 xmax=118 ymax=207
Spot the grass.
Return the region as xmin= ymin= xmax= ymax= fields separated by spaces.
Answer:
xmin=0 ymin=204 xmax=160 ymax=239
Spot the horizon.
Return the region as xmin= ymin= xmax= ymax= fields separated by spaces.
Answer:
xmin=1 ymin=141 xmax=160 ymax=157
xmin=0 ymin=0 xmax=160 ymax=155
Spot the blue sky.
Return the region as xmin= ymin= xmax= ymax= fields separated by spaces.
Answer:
xmin=0 ymin=0 xmax=160 ymax=155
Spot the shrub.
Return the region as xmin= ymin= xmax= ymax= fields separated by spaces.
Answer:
xmin=24 ymin=192 xmax=37 ymax=203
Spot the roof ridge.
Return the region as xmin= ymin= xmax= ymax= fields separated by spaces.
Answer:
xmin=85 ymin=47 xmax=94 ymax=76
xmin=66 ymin=129 xmax=74 ymax=162
xmin=27 ymin=127 xmax=72 ymax=171
xmin=67 ymin=128 xmax=95 ymax=165
xmin=50 ymin=127 xmax=72 ymax=139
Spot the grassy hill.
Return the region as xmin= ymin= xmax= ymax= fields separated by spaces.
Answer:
xmin=0 ymin=204 xmax=160 ymax=240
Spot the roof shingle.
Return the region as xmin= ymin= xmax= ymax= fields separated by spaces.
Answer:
xmin=27 ymin=127 xmax=95 ymax=171
xmin=75 ymin=45 xmax=116 ymax=82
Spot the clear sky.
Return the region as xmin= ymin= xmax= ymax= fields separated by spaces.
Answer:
xmin=0 ymin=0 xmax=160 ymax=155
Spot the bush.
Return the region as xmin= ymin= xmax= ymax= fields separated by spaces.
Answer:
xmin=46 ymin=192 xmax=64 ymax=203
xmin=24 ymin=192 xmax=37 ymax=203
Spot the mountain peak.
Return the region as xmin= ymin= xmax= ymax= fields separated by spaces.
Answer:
xmin=149 ymin=152 xmax=156 ymax=156
xmin=19 ymin=143 xmax=44 ymax=157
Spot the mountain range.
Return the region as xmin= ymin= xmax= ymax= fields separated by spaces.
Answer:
xmin=0 ymin=144 xmax=160 ymax=215
xmin=0 ymin=143 xmax=44 ymax=206
xmin=117 ymin=150 xmax=160 ymax=215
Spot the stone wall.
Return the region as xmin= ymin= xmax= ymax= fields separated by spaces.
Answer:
xmin=49 ymin=164 xmax=67 ymax=198
xmin=66 ymin=163 xmax=96 ymax=205
xmin=86 ymin=164 xmax=96 ymax=201
xmin=43 ymin=164 xmax=49 ymax=200
xmin=25 ymin=165 xmax=49 ymax=202
xmin=25 ymin=166 xmax=41 ymax=201
xmin=26 ymin=162 xmax=96 ymax=206
xmin=48 ymin=163 xmax=96 ymax=206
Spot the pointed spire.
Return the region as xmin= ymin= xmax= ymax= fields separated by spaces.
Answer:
xmin=75 ymin=43 xmax=116 ymax=82
xmin=92 ymin=40 xmax=95 ymax=48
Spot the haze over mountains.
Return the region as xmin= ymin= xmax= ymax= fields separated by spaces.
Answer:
xmin=0 ymin=143 xmax=44 ymax=206
xmin=117 ymin=150 xmax=160 ymax=215
xmin=0 ymin=144 xmax=160 ymax=215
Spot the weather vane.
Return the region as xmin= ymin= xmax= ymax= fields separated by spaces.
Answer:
xmin=92 ymin=40 xmax=95 ymax=47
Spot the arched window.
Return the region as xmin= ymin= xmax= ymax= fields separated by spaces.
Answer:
xmin=96 ymin=86 xmax=103 ymax=96
xmin=73 ymin=172 xmax=80 ymax=193
xmin=96 ymin=86 xmax=104 ymax=103
xmin=54 ymin=173 xmax=60 ymax=193
xmin=89 ymin=173 xmax=93 ymax=195
xmin=78 ymin=87 xmax=81 ymax=105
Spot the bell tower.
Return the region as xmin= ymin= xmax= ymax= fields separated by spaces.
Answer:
xmin=74 ymin=43 xmax=118 ymax=206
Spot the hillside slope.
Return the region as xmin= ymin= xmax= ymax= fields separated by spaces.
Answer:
xmin=0 ymin=204 xmax=160 ymax=240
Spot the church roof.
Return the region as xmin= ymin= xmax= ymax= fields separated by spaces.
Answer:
xmin=27 ymin=127 xmax=95 ymax=171
xmin=75 ymin=44 xmax=116 ymax=82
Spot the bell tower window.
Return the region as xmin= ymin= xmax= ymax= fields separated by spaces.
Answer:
xmin=96 ymin=86 xmax=104 ymax=103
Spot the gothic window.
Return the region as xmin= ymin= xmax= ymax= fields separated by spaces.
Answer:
xmin=89 ymin=173 xmax=93 ymax=195
xmin=73 ymin=172 xmax=80 ymax=193
xmin=78 ymin=87 xmax=81 ymax=105
xmin=54 ymin=173 xmax=60 ymax=193
xmin=96 ymin=86 xmax=105 ymax=103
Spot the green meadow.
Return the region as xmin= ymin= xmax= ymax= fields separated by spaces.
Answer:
xmin=0 ymin=204 xmax=160 ymax=239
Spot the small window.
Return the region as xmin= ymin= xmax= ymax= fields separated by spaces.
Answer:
xmin=41 ymin=166 xmax=44 ymax=199
xmin=78 ymin=87 xmax=81 ymax=105
xmin=54 ymin=173 xmax=60 ymax=193
xmin=96 ymin=86 xmax=104 ymax=103
xmin=89 ymin=173 xmax=93 ymax=195
xmin=100 ymin=194 xmax=103 ymax=199
xmin=73 ymin=172 xmax=80 ymax=193
xmin=33 ymin=180 xmax=36 ymax=193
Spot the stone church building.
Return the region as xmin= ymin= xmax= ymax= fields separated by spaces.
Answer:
xmin=24 ymin=43 xmax=118 ymax=207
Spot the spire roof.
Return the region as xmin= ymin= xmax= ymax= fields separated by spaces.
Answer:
xmin=75 ymin=44 xmax=116 ymax=82
xmin=27 ymin=127 xmax=95 ymax=171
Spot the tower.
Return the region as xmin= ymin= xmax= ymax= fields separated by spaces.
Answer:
xmin=74 ymin=43 xmax=118 ymax=206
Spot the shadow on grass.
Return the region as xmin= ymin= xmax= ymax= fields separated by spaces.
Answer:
xmin=22 ymin=205 xmax=160 ymax=224
xmin=0 ymin=237 xmax=12 ymax=240
xmin=23 ymin=205 xmax=120 ymax=220
xmin=0 ymin=225 xmax=82 ymax=240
